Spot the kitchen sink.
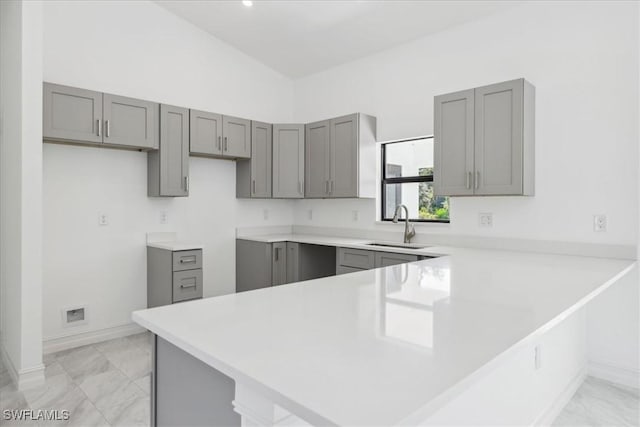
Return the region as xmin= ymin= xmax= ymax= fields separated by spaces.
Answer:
xmin=365 ymin=242 xmax=428 ymax=250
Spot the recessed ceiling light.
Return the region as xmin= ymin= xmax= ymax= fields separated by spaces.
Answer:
xmin=242 ymin=0 xmax=253 ymax=6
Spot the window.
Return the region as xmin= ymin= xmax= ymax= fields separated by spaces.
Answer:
xmin=381 ymin=137 xmax=449 ymax=222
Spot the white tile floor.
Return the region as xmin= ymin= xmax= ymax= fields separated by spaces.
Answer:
xmin=1 ymin=333 xmax=638 ymax=426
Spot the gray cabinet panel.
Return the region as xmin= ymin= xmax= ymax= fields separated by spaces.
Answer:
xmin=172 ymin=269 xmax=203 ymax=303
xmin=434 ymin=89 xmax=475 ymax=196
xmin=474 ymin=79 xmax=523 ymax=195
xmin=305 ymin=120 xmax=331 ymax=198
xmin=223 ymin=115 xmax=251 ymax=158
xmin=149 ymin=104 xmax=189 ymax=197
xmin=286 ymin=242 xmax=300 ymax=284
xmin=103 ymin=94 xmax=158 ymax=150
xmin=251 ymin=121 xmax=272 ymax=198
xmin=43 ymin=83 xmax=103 ymax=144
xmin=337 ymin=265 xmax=366 ymax=275
xmin=329 ymin=114 xmax=358 ymax=197
xmin=272 ymin=242 xmax=287 ymax=286
xmin=337 ymin=247 xmax=375 ymax=270
xmin=374 ymin=252 xmax=418 ymax=268
xmin=236 ymin=240 xmax=272 ymax=293
xmin=273 ymin=124 xmax=304 ymax=198
xmin=190 ymin=109 xmax=222 ymax=156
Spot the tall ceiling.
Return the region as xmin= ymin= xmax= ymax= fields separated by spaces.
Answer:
xmin=157 ymin=1 xmax=518 ymax=79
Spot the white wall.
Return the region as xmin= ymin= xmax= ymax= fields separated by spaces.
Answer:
xmin=292 ymin=2 xmax=639 ymax=383
xmin=41 ymin=0 xmax=295 ymax=342
xmin=293 ymin=2 xmax=638 ymax=247
xmin=0 ymin=0 xmax=44 ymax=388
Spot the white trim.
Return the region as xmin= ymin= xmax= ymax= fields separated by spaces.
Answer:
xmin=43 ymin=322 xmax=146 ymax=354
xmin=532 ymin=367 xmax=587 ymax=426
xmin=588 ymin=360 xmax=640 ymax=390
xmin=0 ymin=342 xmax=45 ymax=390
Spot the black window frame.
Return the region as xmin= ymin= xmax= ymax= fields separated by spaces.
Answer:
xmin=380 ymin=136 xmax=450 ymax=224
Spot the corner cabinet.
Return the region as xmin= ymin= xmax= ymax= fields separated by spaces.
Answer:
xmin=148 ymin=105 xmax=189 ymax=197
xmin=43 ymin=82 xmax=158 ymax=150
xmin=273 ymin=124 xmax=305 ymax=198
xmin=237 ymin=121 xmax=272 ymax=198
xmin=305 ymin=113 xmax=376 ymax=199
xmin=190 ymin=110 xmax=251 ymax=160
xmin=434 ymin=78 xmax=535 ymax=197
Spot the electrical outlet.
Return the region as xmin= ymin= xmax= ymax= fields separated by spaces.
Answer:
xmin=479 ymin=212 xmax=493 ymax=227
xmin=263 ymin=209 xmax=269 ymax=221
xmin=593 ymin=214 xmax=607 ymax=232
xmin=308 ymin=209 xmax=313 ymax=221
xmin=160 ymin=211 xmax=168 ymax=225
xmin=352 ymin=210 xmax=359 ymax=221
xmin=98 ymin=213 xmax=108 ymax=226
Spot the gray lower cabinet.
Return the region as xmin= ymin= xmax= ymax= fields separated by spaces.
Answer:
xmin=43 ymin=82 xmax=159 ymax=150
xmin=222 ymin=115 xmax=251 ymax=159
xmin=273 ymin=124 xmax=304 ymax=198
xmin=374 ymin=252 xmax=418 ymax=267
xmin=189 ymin=109 xmax=223 ymax=156
xmin=237 ymin=121 xmax=272 ymax=198
xmin=305 ymin=113 xmax=376 ymax=199
xmin=336 ymin=247 xmax=422 ymax=273
xmin=147 ymin=247 xmax=203 ymax=308
xmin=434 ymin=78 xmax=535 ymax=197
xmin=148 ymin=104 xmax=189 ymax=197
xmin=103 ymin=94 xmax=158 ymax=150
xmin=236 ymin=240 xmax=336 ymax=292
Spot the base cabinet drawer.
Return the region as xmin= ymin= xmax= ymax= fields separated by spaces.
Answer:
xmin=172 ymin=269 xmax=203 ymax=303
xmin=172 ymin=249 xmax=202 ymax=271
xmin=374 ymin=252 xmax=418 ymax=268
xmin=337 ymin=247 xmax=375 ymax=270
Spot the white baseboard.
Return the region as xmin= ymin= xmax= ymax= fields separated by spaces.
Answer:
xmin=588 ymin=360 xmax=640 ymax=390
xmin=533 ymin=366 xmax=587 ymax=426
xmin=43 ymin=323 xmax=146 ymax=354
xmin=0 ymin=342 xmax=45 ymax=390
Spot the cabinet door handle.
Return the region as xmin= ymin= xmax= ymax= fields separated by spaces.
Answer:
xmin=179 ymin=256 xmax=196 ymax=264
xmin=252 ymin=180 xmax=256 ymax=194
xmin=105 ymin=120 xmax=110 ymax=138
xmin=466 ymin=171 xmax=471 ymax=189
xmin=475 ymin=171 xmax=480 ymax=190
xmin=184 ymin=176 xmax=189 ymax=192
xmin=180 ymin=283 xmax=197 ymax=289
xmin=224 ymin=136 xmax=228 ymax=151
xmin=274 ymin=247 xmax=280 ymax=262
xmin=218 ymin=136 xmax=222 ymax=151
xmin=330 ymin=180 xmax=333 ymax=194
xmin=97 ymin=119 xmax=101 ymax=137
xmin=298 ymin=181 xmax=302 ymax=195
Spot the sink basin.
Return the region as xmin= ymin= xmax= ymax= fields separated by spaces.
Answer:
xmin=366 ymin=242 xmax=427 ymax=250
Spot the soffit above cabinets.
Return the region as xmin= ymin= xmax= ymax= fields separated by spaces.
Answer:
xmin=155 ymin=1 xmax=520 ymax=78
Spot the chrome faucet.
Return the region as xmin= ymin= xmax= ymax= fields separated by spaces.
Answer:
xmin=392 ymin=204 xmax=416 ymax=244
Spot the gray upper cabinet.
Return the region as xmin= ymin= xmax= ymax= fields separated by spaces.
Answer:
xmin=103 ymin=94 xmax=158 ymax=150
xmin=236 ymin=121 xmax=272 ymax=198
xmin=43 ymin=83 xmax=158 ymax=150
xmin=148 ymin=104 xmax=189 ymax=197
xmin=434 ymin=78 xmax=535 ymax=197
xmin=43 ymin=83 xmax=103 ymax=144
xmin=305 ymin=113 xmax=376 ymax=199
xmin=222 ymin=115 xmax=251 ymax=159
xmin=189 ymin=110 xmax=222 ymax=156
xmin=434 ymin=89 xmax=475 ymax=196
xmin=273 ymin=124 xmax=304 ymax=198
xmin=305 ymin=119 xmax=331 ymax=198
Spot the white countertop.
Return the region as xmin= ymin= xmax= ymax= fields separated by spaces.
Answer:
xmin=237 ymin=233 xmax=453 ymax=257
xmin=133 ymin=248 xmax=634 ymax=426
xmin=146 ymin=241 xmax=203 ymax=251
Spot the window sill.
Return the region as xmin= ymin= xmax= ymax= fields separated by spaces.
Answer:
xmin=375 ymin=220 xmax=451 ymax=228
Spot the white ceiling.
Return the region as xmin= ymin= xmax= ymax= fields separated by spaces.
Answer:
xmin=156 ymin=1 xmax=517 ymax=79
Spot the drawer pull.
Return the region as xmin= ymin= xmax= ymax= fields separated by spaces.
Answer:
xmin=180 ymin=283 xmax=197 ymax=289
xmin=179 ymin=257 xmax=197 ymax=264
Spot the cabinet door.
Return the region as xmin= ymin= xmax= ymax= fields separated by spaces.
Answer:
xmin=433 ymin=89 xmax=475 ymax=196
xmin=236 ymin=240 xmax=272 ymax=293
xmin=272 ymin=242 xmax=287 ymax=286
xmin=286 ymin=242 xmax=299 ymax=284
xmin=43 ymin=83 xmax=103 ymax=144
xmin=250 ymin=121 xmax=272 ymax=198
xmin=222 ymin=115 xmax=251 ymax=158
xmin=474 ymin=79 xmax=524 ymax=195
xmin=160 ymin=105 xmax=189 ymax=197
xmin=305 ymin=120 xmax=331 ymax=198
xmin=329 ymin=114 xmax=358 ymax=198
xmin=190 ymin=110 xmax=222 ymax=156
xmin=273 ymin=124 xmax=304 ymax=198
xmin=103 ymin=94 xmax=158 ymax=150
